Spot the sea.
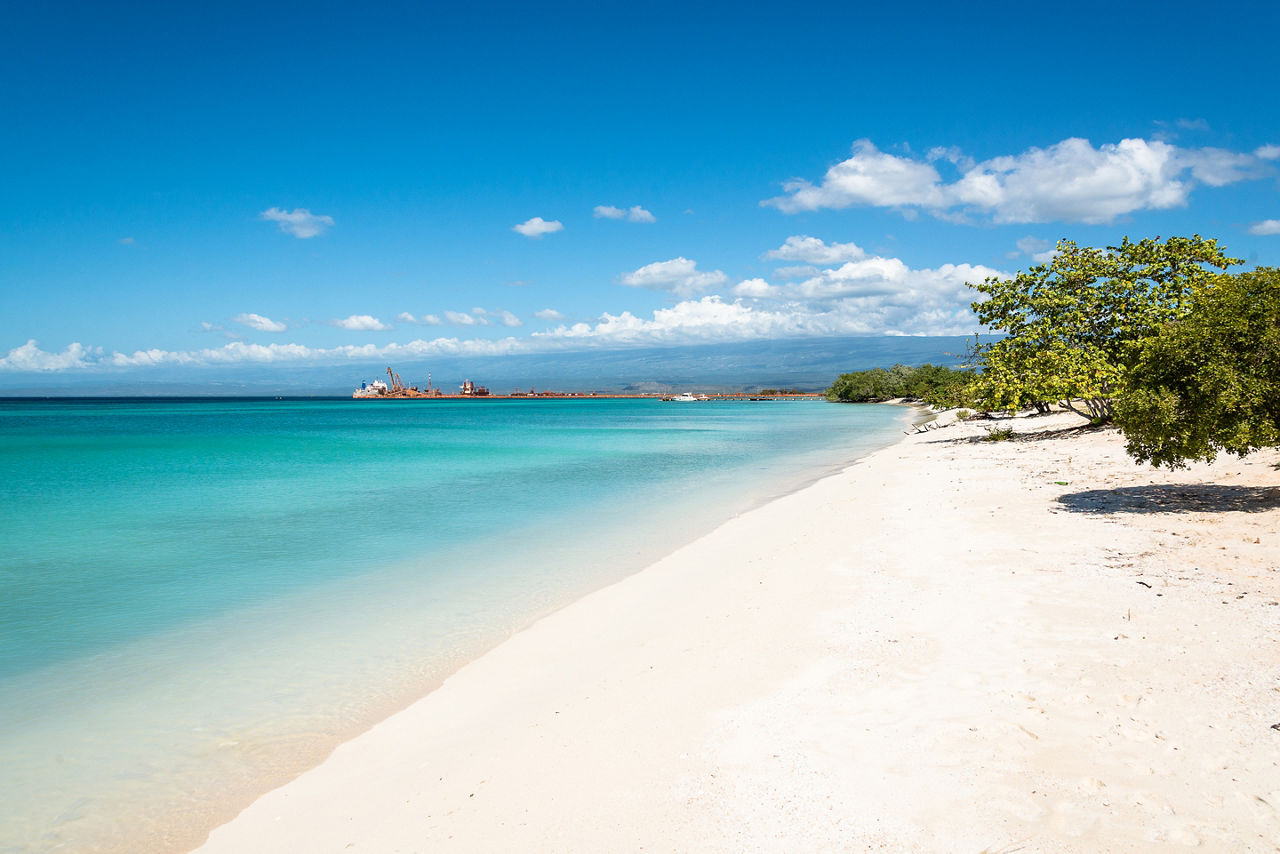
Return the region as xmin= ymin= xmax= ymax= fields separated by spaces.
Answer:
xmin=0 ymin=396 xmax=908 ymax=852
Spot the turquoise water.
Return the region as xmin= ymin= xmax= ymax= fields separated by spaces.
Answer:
xmin=0 ymin=397 xmax=906 ymax=852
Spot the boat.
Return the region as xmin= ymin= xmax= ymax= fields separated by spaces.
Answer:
xmin=667 ymin=392 xmax=699 ymax=402
xmin=352 ymin=379 xmax=389 ymax=398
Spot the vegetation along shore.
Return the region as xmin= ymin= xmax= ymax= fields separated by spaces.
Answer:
xmin=829 ymin=234 xmax=1279 ymax=471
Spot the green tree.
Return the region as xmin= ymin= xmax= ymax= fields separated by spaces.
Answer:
xmin=903 ymin=362 xmax=974 ymax=407
xmin=826 ymin=367 xmax=896 ymax=401
xmin=1114 ymin=267 xmax=1280 ymax=468
xmin=968 ymin=235 xmax=1241 ymax=420
xmin=826 ymin=364 xmax=972 ymax=405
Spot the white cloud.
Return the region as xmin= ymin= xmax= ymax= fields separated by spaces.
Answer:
xmin=764 ymin=235 xmax=867 ymax=265
xmin=260 ymin=207 xmax=335 ymax=238
xmin=1249 ymin=219 xmax=1280 ymax=235
xmin=534 ymin=308 xmax=564 ymax=321
xmin=532 ymin=298 xmax=797 ymax=347
xmin=0 ymin=340 xmax=96 ymax=372
xmin=594 ymin=204 xmax=655 ymax=222
xmin=453 ymin=308 xmax=522 ymax=330
xmin=334 ymin=314 xmax=390 ymax=331
xmin=728 ymin=252 xmax=1006 ymax=336
xmin=812 ymin=259 xmax=980 ymax=301
xmin=764 ymin=137 xmax=1269 ymax=225
xmin=513 ymin=216 xmax=563 ymax=238
xmin=1256 ymin=144 xmax=1280 ymax=161
xmin=764 ymin=140 xmax=945 ymax=214
xmin=732 ymin=278 xmax=781 ymax=298
xmin=927 ymin=145 xmax=975 ymax=170
xmin=444 ymin=310 xmax=487 ymax=326
xmin=1179 ymin=147 xmax=1258 ymax=187
xmin=234 ymin=312 xmax=287 ymax=333
xmin=396 ymin=312 xmax=446 ymax=326
xmin=593 ymin=204 xmax=655 ymax=222
xmin=796 ymin=257 xmax=915 ymax=299
xmin=946 ymin=138 xmax=1192 ymax=223
xmin=620 ymin=257 xmax=728 ymax=299
xmin=459 ymin=308 xmax=520 ymax=327
xmin=118 ymin=237 xmax=135 ymax=245
xmin=626 ymin=206 xmax=656 ymax=223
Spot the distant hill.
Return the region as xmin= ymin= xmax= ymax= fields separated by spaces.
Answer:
xmin=0 ymin=336 xmax=974 ymax=397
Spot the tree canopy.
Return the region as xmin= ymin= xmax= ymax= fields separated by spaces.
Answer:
xmin=968 ymin=235 xmax=1241 ymax=420
xmin=1114 ymin=267 xmax=1280 ymax=468
xmin=826 ymin=363 xmax=971 ymax=406
xmin=831 ymin=236 xmax=1280 ymax=470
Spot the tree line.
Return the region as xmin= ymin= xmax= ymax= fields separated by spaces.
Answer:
xmin=825 ymin=363 xmax=972 ymax=407
xmin=827 ymin=235 xmax=1279 ymax=469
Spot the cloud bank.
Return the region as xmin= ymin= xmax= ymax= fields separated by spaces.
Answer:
xmin=0 ymin=340 xmax=99 ymax=372
xmin=764 ymin=137 xmax=1268 ymax=224
xmin=620 ymin=257 xmax=728 ymax=299
xmin=3 ymin=234 xmax=1005 ymax=374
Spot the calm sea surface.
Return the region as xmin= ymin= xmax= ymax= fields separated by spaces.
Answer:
xmin=0 ymin=397 xmax=906 ymax=852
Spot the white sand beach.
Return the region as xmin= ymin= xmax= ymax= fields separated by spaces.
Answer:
xmin=194 ymin=411 xmax=1280 ymax=852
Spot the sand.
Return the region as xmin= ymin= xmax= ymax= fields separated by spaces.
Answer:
xmin=194 ymin=411 xmax=1280 ymax=852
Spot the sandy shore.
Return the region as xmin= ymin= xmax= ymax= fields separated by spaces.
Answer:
xmin=195 ymin=411 xmax=1280 ymax=852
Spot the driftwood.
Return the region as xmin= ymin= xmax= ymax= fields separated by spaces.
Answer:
xmin=907 ymin=420 xmax=945 ymax=435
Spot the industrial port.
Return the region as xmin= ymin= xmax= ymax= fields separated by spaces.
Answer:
xmin=353 ymin=367 xmax=825 ymax=401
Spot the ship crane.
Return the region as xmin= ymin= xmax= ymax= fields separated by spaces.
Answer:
xmin=386 ymin=367 xmax=406 ymax=393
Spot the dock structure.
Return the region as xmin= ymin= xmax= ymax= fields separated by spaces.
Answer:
xmin=354 ymin=391 xmax=826 ymax=401
xmin=353 ymin=367 xmax=827 ymax=401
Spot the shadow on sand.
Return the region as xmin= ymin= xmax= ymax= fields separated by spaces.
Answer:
xmin=920 ymin=421 xmax=1107 ymax=446
xmin=1057 ymin=484 xmax=1280 ymax=516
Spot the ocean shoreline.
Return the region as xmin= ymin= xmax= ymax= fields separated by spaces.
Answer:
xmin=2 ymin=398 xmax=912 ymax=854
xmin=193 ymin=409 xmax=1280 ymax=852
xmin=167 ymin=404 xmax=912 ymax=853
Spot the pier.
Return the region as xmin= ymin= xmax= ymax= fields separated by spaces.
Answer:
xmin=353 ymin=390 xmax=827 ymax=401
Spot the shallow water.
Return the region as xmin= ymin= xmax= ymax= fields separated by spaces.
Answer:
xmin=0 ymin=396 xmax=906 ymax=852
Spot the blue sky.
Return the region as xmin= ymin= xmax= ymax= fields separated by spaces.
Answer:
xmin=3 ymin=0 xmax=1278 ymax=385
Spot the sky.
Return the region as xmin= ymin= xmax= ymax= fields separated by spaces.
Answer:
xmin=2 ymin=0 xmax=1278 ymax=389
